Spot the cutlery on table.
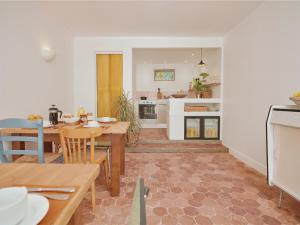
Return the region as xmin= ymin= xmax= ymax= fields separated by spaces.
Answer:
xmin=31 ymin=193 xmax=70 ymax=200
xmin=27 ymin=187 xmax=76 ymax=193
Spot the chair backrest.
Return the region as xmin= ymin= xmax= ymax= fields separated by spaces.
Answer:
xmin=128 ymin=178 xmax=148 ymax=225
xmin=60 ymin=127 xmax=103 ymax=164
xmin=0 ymin=118 xmax=44 ymax=163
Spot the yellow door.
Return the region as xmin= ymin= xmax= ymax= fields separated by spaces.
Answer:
xmin=96 ymin=54 xmax=123 ymax=117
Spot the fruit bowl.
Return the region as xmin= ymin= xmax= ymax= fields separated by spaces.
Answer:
xmin=289 ymin=97 xmax=300 ymax=105
xmin=63 ymin=117 xmax=80 ymax=124
xmin=171 ymin=94 xmax=187 ymax=98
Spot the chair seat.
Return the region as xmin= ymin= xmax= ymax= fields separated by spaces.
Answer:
xmin=90 ymin=150 xmax=107 ymax=164
xmin=87 ymin=141 xmax=111 ymax=149
xmin=14 ymin=153 xmax=63 ymax=163
xmin=95 ymin=141 xmax=111 ymax=147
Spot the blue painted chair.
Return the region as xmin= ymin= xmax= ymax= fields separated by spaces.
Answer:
xmin=0 ymin=118 xmax=62 ymax=164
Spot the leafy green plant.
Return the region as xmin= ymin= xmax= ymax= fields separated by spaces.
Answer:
xmin=192 ymin=77 xmax=203 ymax=92
xmin=115 ymin=92 xmax=140 ymax=145
xmin=192 ymin=72 xmax=211 ymax=96
xmin=200 ymin=72 xmax=209 ymax=79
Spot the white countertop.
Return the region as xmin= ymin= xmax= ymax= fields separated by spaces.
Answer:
xmin=135 ymin=98 xmax=221 ymax=104
xmin=168 ymin=98 xmax=221 ymax=103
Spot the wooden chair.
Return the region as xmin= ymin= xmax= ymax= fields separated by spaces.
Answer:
xmin=0 ymin=118 xmax=62 ymax=164
xmin=59 ymin=127 xmax=109 ymax=211
xmin=128 ymin=178 xmax=149 ymax=225
xmin=87 ymin=140 xmax=111 ymax=177
xmin=95 ymin=117 xmax=112 ymax=173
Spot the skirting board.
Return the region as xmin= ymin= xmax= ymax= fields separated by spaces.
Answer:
xmin=141 ymin=124 xmax=167 ymax=128
xmin=224 ymin=144 xmax=267 ymax=176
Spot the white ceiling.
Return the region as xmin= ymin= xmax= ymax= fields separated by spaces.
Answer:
xmin=0 ymin=1 xmax=261 ymax=36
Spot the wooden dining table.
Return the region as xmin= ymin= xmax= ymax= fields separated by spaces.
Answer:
xmin=0 ymin=163 xmax=99 ymax=225
xmin=3 ymin=121 xmax=130 ymax=196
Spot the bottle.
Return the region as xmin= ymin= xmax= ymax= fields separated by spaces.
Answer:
xmin=157 ymin=88 xmax=163 ymax=99
xmin=77 ymin=105 xmax=86 ymax=117
xmin=188 ymin=82 xmax=196 ymax=98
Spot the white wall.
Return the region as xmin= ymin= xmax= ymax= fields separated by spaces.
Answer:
xmin=223 ymin=1 xmax=300 ymax=174
xmin=0 ymin=4 xmax=73 ymax=119
xmin=73 ymin=37 xmax=223 ymax=114
xmin=135 ymin=63 xmax=199 ymax=92
xmin=133 ymin=48 xmax=221 ymax=95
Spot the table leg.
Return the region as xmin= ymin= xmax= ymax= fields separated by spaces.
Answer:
xmin=120 ymin=134 xmax=125 ymax=175
xmin=111 ymin=134 xmax=122 ymax=196
xmin=67 ymin=207 xmax=81 ymax=225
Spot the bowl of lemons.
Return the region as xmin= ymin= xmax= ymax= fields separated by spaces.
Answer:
xmin=27 ymin=114 xmax=43 ymax=121
xmin=290 ymin=92 xmax=300 ymax=105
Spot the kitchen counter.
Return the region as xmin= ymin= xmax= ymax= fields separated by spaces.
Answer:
xmin=167 ymin=98 xmax=222 ymax=140
xmin=168 ymin=98 xmax=221 ymax=103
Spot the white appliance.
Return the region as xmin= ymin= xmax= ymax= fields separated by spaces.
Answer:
xmin=138 ymin=100 xmax=157 ymax=125
xmin=266 ymin=105 xmax=300 ymax=206
xmin=138 ymin=100 xmax=168 ymax=128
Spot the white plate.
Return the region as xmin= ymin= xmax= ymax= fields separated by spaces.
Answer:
xmin=83 ymin=124 xmax=101 ymax=128
xmin=19 ymin=194 xmax=49 ymax=225
xmin=43 ymin=121 xmax=52 ymax=128
xmin=62 ymin=117 xmax=79 ymax=124
xmin=98 ymin=117 xmax=116 ymax=122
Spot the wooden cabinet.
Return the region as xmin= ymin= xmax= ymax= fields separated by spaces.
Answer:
xmin=184 ymin=116 xmax=220 ymax=140
xmin=157 ymin=103 xmax=167 ymax=124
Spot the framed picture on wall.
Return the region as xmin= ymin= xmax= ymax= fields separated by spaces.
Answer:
xmin=154 ymin=69 xmax=175 ymax=81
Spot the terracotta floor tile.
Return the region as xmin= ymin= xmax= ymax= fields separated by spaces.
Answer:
xmin=178 ymin=215 xmax=197 ymax=225
xmin=168 ymin=207 xmax=184 ymax=217
xmin=78 ymin=153 xmax=300 ymax=225
xmin=245 ymin=213 xmax=264 ymax=225
xmin=162 ymin=215 xmax=178 ymax=225
xmin=195 ymin=215 xmax=213 ymax=225
xmin=261 ymin=214 xmax=282 ymax=225
xmin=153 ymin=207 xmax=168 ymax=217
xmin=183 ymin=206 xmax=199 ymax=216
xmin=188 ymin=198 xmax=203 ymax=207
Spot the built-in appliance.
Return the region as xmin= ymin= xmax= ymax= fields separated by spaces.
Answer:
xmin=139 ymin=100 xmax=157 ymax=120
xmin=184 ymin=116 xmax=220 ymax=140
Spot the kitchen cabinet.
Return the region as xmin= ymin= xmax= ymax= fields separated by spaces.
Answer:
xmin=184 ymin=116 xmax=220 ymax=140
xmin=157 ymin=103 xmax=168 ymax=124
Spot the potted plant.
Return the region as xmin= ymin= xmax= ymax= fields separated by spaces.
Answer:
xmin=192 ymin=73 xmax=212 ymax=98
xmin=115 ymin=92 xmax=140 ymax=145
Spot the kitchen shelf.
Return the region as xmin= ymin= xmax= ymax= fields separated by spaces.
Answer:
xmin=207 ymin=83 xmax=221 ymax=87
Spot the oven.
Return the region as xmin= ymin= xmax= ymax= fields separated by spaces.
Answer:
xmin=139 ymin=101 xmax=157 ymax=120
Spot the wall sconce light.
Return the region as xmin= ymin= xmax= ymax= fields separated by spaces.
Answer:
xmin=41 ymin=46 xmax=56 ymax=62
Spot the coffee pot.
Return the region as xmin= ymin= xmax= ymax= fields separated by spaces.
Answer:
xmin=48 ymin=104 xmax=62 ymax=125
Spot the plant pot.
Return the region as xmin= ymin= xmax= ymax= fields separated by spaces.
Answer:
xmin=194 ymin=91 xmax=202 ymax=98
xmin=202 ymin=90 xmax=212 ymax=98
xmin=290 ymin=97 xmax=300 ymax=105
xmin=126 ymin=132 xmax=140 ymax=146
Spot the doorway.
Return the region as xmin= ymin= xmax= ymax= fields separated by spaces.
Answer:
xmin=96 ymin=54 xmax=123 ymax=117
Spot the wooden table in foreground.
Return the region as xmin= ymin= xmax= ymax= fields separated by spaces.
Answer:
xmin=0 ymin=163 xmax=99 ymax=225
xmin=4 ymin=121 xmax=130 ymax=196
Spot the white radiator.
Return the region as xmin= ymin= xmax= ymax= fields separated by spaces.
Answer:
xmin=266 ymin=105 xmax=300 ymax=201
